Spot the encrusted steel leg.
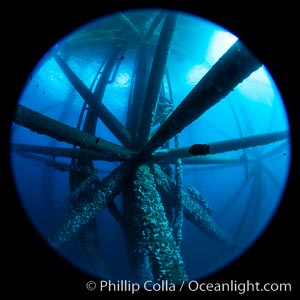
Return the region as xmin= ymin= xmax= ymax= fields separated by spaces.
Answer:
xmin=139 ymin=40 xmax=262 ymax=157
xmin=150 ymin=164 xmax=234 ymax=247
xmin=48 ymin=163 xmax=129 ymax=248
xmin=133 ymin=164 xmax=188 ymax=283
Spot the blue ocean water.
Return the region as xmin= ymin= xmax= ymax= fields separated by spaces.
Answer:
xmin=10 ymin=9 xmax=291 ymax=283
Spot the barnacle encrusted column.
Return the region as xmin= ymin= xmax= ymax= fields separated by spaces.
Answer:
xmin=58 ymin=165 xmax=111 ymax=277
xmin=173 ymin=159 xmax=184 ymax=246
xmin=122 ymin=189 xmax=154 ymax=284
xmin=48 ymin=163 xmax=129 ymax=248
xmin=150 ymin=164 xmax=234 ymax=246
xmin=60 ymin=170 xmax=99 ymax=212
xmin=187 ymin=185 xmax=212 ymax=215
xmin=77 ymin=220 xmax=110 ymax=279
xmin=133 ymin=164 xmax=188 ymax=283
xmin=173 ymin=136 xmax=184 ymax=246
xmin=62 ymin=172 xmax=102 ymax=276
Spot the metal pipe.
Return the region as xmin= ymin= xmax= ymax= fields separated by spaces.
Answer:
xmin=48 ymin=162 xmax=129 ymax=248
xmin=136 ymin=13 xmax=178 ymax=149
xmin=139 ymin=40 xmax=262 ymax=157
xmin=13 ymin=104 xmax=133 ymax=161
xmin=54 ymin=54 xmax=133 ymax=148
xmin=12 ymin=143 xmax=129 ymax=162
xmin=152 ymin=130 xmax=289 ymax=163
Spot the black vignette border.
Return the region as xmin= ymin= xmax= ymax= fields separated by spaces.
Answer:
xmin=3 ymin=0 xmax=298 ymax=297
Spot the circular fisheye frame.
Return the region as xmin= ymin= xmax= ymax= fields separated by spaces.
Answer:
xmin=10 ymin=9 xmax=291 ymax=284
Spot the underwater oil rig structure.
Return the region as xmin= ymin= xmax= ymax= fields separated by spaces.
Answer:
xmin=12 ymin=11 xmax=289 ymax=284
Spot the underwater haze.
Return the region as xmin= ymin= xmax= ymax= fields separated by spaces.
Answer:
xmin=10 ymin=9 xmax=291 ymax=284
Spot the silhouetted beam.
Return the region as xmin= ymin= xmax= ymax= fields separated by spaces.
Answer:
xmin=125 ymin=71 xmax=135 ymax=135
xmin=118 ymin=12 xmax=144 ymax=42
xmin=181 ymin=156 xmax=241 ymax=165
xmin=208 ymin=130 xmax=289 ymax=155
xmin=144 ymin=11 xmax=166 ymax=42
xmin=152 ymin=130 xmax=289 ymax=163
xmin=14 ymin=104 xmax=133 ymax=161
xmin=84 ymin=47 xmax=123 ymax=133
xmin=47 ymin=160 xmax=90 ymax=173
xmin=139 ymin=40 xmax=262 ymax=157
xmin=233 ymin=173 xmax=258 ymax=242
xmin=217 ymin=169 xmax=254 ymax=219
xmin=11 ymin=149 xmax=88 ymax=173
xmin=137 ymin=13 xmax=178 ymax=149
xmin=54 ymin=54 xmax=132 ymax=148
xmin=128 ymin=43 xmax=150 ymax=143
xmin=12 ymin=143 xmax=128 ymax=162
xmin=126 ymin=11 xmax=166 ymax=139
xmin=261 ymin=139 xmax=290 ymax=159
xmin=262 ymin=164 xmax=281 ymax=190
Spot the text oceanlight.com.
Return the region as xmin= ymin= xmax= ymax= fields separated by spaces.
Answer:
xmin=86 ymin=279 xmax=292 ymax=294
